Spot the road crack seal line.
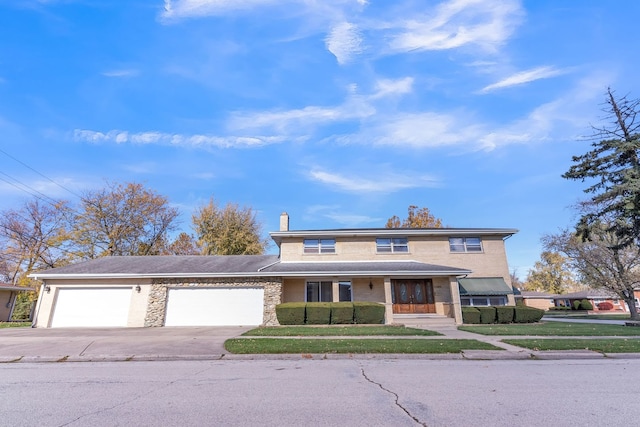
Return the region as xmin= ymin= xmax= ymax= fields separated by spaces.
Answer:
xmin=360 ymin=367 xmax=427 ymax=427
xmin=79 ymin=340 xmax=95 ymax=356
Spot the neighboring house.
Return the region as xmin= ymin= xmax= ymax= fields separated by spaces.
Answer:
xmin=31 ymin=213 xmax=517 ymax=328
xmin=0 ymin=283 xmax=35 ymax=322
xmin=517 ymin=291 xmax=556 ymax=311
xmin=554 ymin=290 xmax=629 ymax=312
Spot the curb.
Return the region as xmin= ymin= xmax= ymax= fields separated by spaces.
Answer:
xmin=3 ymin=351 xmax=640 ymax=363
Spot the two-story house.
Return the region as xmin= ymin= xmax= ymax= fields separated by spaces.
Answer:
xmin=31 ymin=213 xmax=517 ymax=328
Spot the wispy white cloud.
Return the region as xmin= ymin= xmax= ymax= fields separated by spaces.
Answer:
xmin=73 ymin=129 xmax=284 ymax=148
xmin=101 ymin=69 xmax=140 ymax=78
xmin=162 ymin=0 xmax=282 ymax=20
xmin=370 ymin=77 xmax=414 ymax=99
xmin=228 ymin=93 xmax=375 ymax=134
xmin=388 ymin=0 xmax=523 ymax=53
xmin=480 ymin=66 xmax=568 ymax=93
xmin=309 ymin=168 xmax=439 ymax=193
xmin=325 ymin=22 xmax=363 ymax=65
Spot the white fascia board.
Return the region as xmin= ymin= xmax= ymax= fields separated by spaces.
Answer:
xmin=31 ymin=269 xmax=471 ymax=280
xmin=270 ymin=228 xmax=518 ymax=243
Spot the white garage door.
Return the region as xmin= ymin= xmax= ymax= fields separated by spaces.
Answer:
xmin=165 ymin=287 xmax=264 ymax=326
xmin=51 ymin=288 xmax=132 ymax=328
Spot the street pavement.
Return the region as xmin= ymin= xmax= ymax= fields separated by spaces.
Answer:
xmin=1 ymin=321 xmax=640 ymax=363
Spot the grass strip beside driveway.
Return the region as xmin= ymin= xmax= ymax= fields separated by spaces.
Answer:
xmin=225 ymin=338 xmax=501 ymax=354
xmin=0 ymin=322 xmax=31 ymax=328
xmin=503 ymin=338 xmax=640 ymax=353
xmin=242 ymin=325 xmax=441 ymax=336
xmin=459 ymin=322 xmax=640 ymax=336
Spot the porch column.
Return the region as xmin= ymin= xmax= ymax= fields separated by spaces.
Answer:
xmin=332 ymin=278 xmax=340 ymax=302
xmin=449 ymin=277 xmax=463 ymax=325
xmin=383 ymin=276 xmax=393 ymax=324
xmin=506 ymin=293 xmax=516 ymax=305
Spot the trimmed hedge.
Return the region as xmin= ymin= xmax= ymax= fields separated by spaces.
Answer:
xmin=496 ymin=306 xmax=514 ymax=324
xmin=513 ymin=306 xmax=545 ymax=323
xmin=573 ymin=300 xmax=582 ymax=310
xmin=275 ymin=302 xmax=385 ymax=325
xmin=462 ymin=307 xmax=481 ymax=324
xmin=476 ymin=306 xmax=496 ymax=324
xmin=462 ymin=306 xmax=543 ymax=324
xmin=305 ymin=302 xmax=332 ymax=324
xmin=353 ymin=302 xmax=385 ymax=324
xmin=580 ymin=299 xmax=593 ymax=310
xmin=275 ymin=302 xmax=306 ymax=325
xmin=330 ymin=302 xmax=354 ymax=324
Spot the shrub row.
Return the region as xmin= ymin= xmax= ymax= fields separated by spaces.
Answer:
xmin=276 ymin=302 xmax=385 ymax=325
xmin=462 ymin=306 xmax=544 ymax=324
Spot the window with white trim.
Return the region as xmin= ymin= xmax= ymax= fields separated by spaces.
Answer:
xmin=449 ymin=237 xmax=482 ymax=253
xmin=304 ymin=239 xmax=336 ymax=254
xmin=306 ymin=281 xmax=333 ymax=302
xmin=376 ymin=238 xmax=408 ymax=253
xmin=460 ymin=296 xmax=507 ymax=306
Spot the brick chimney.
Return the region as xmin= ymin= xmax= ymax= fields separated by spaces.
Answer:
xmin=279 ymin=212 xmax=289 ymax=231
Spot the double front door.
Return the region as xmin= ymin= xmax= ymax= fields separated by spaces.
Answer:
xmin=392 ymin=279 xmax=435 ymax=314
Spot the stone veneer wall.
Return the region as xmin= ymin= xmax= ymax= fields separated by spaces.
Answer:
xmin=144 ymin=277 xmax=283 ymax=327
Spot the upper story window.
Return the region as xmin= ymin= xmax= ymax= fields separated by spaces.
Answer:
xmin=376 ymin=237 xmax=409 ymax=253
xmin=449 ymin=237 xmax=483 ymax=253
xmin=303 ymin=239 xmax=336 ymax=254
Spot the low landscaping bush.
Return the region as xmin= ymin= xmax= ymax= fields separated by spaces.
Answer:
xmin=496 ymin=306 xmax=514 ymax=324
xmin=305 ymin=302 xmax=332 ymax=324
xmin=573 ymin=300 xmax=583 ymax=310
xmin=513 ymin=306 xmax=544 ymax=323
xmin=353 ymin=302 xmax=385 ymax=324
xmin=330 ymin=302 xmax=354 ymax=324
xmin=275 ymin=302 xmax=306 ymax=325
xmin=581 ymin=299 xmax=594 ymax=310
xmin=476 ymin=306 xmax=496 ymax=324
xmin=549 ymin=306 xmax=571 ymax=311
xmin=597 ymin=301 xmax=614 ymax=311
xmin=462 ymin=307 xmax=481 ymax=324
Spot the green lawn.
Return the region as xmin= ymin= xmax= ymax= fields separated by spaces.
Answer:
xmin=243 ymin=325 xmax=441 ymax=336
xmin=503 ymin=338 xmax=640 ymax=353
xmin=545 ymin=312 xmax=631 ymax=320
xmin=225 ymin=338 xmax=501 ymax=354
xmin=459 ymin=322 xmax=640 ymax=336
xmin=0 ymin=321 xmax=31 ymax=328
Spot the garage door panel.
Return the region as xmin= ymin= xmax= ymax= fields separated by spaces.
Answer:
xmin=51 ymin=288 xmax=131 ymax=328
xmin=165 ymin=288 xmax=264 ymax=326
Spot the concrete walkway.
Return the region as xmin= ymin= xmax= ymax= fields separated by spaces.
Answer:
xmin=1 ymin=324 xmax=639 ymax=363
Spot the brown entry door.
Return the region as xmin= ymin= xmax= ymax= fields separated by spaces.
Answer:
xmin=392 ymin=279 xmax=435 ymax=314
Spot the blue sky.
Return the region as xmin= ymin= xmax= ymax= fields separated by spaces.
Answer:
xmin=1 ymin=0 xmax=638 ymax=278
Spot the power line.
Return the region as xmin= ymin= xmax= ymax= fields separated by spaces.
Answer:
xmin=0 ymin=147 xmax=84 ymax=201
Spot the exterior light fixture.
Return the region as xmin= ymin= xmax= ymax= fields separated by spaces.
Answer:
xmin=135 ymin=285 xmax=141 ymax=293
xmin=44 ymin=285 xmax=51 ymax=294
xmin=369 ymin=281 xmax=373 ymax=290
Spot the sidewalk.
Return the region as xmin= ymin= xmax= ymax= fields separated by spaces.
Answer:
xmin=1 ymin=325 xmax=639 ymax=363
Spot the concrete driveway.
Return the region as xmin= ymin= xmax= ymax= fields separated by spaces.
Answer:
xmin=0 ymin=326 xmax=252 ymax=362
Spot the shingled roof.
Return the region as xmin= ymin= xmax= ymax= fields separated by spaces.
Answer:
xmin=30 ymin=255 xmax=470 ymax=279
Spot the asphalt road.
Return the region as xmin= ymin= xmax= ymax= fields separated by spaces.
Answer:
xmin=1 ymin=358 xmax=638 ymax=426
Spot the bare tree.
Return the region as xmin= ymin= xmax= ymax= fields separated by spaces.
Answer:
xmin=0 ymin=198 xmax=75 ymax=285
xmin=544 ymin=227 xmax=640 ymax=320
xmin=73 ymin=182 xmax=180 ymax=257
